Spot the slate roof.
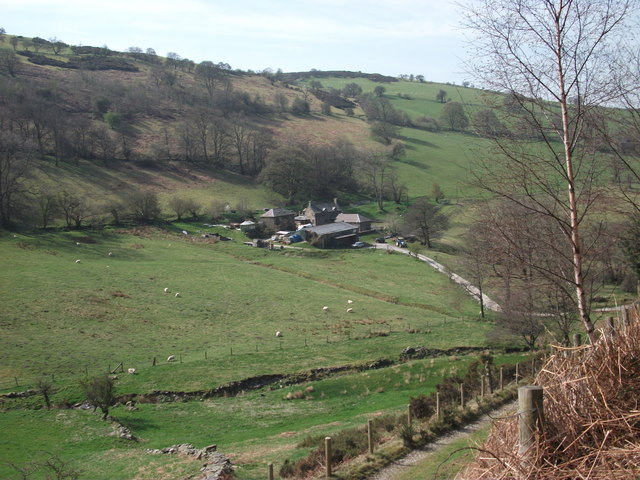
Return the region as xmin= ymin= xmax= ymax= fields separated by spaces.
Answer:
xmin=261 ymin=208 xmax=295 ymax=218
xmin=306 ymin=222 xmax=357 ymax=236
xmin=335 ymin=213 xmax=372 ymax=224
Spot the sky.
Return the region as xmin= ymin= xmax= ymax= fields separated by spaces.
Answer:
xmin=1 ymin=0 xmax=470 ymax=84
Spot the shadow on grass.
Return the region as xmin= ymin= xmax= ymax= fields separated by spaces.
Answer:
xmin=399 ymin=158 xmax=430 ymax=170
xmin=118 ymin=416 xmax=158 ymax=434
xmin=402 ymin=136 xmax=441 ymax=149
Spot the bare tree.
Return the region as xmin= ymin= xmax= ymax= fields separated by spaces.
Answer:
xmin=359 ymin=153 xmax=392 ymax=211
xmin=80 ymin=375 xmax=115 ymax=420
xmin=462 ymin=0 xmax=637 ymax=343
xmin=36 ymin=376 xmax=55 ymax=410
xmin=258 ymin=146 xmax=310 ymax=203
xmin=57 ymin=191 xmax=89 ymax=229
xmin=0 ymin=50 xmax=19 ymax=76
xmin=0 ymin=133 xmax=33 ymax=228
xmin=402 ymin=197 xmax=449 ymax=248
xmin=195 ymin=61 xmax=227 ymax=101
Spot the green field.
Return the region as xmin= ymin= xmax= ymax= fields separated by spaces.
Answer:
xmin=0 ymin=222 xmax=508 ymax=479
xmin=0 ymin=227 xmax=488 ymax=390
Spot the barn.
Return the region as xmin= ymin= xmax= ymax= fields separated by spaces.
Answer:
xmin=305 ymin=222 xmax=358 ymax=249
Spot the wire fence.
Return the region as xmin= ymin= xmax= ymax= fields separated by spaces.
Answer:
xmin=0 ymin=320 xmax=499 ymax=394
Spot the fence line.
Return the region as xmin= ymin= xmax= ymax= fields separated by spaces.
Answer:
xmin=0 ymin=317 xmax=482 ymax=392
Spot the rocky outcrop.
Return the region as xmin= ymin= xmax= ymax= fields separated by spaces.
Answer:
xmin=147 ymin=444 xmax=233 ymax=480
xmin=399 ymin=346 xmax=487 ymax=361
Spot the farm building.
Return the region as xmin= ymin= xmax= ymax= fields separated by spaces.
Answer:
xmin=239 ymin=220 xmax=256 ymax=233
xmin=260 ymin=208 xmax=296 ymax=231
xmin=335 ymin=213 xmax=372 ymax=233
xmin=305 ymin=222 xmax=358 ymax=249
xmin=303 ymin=199 xmax=342 ymax=226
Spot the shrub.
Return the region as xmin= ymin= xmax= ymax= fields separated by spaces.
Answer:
xmin=291 ymin=97 xmax=310 ymax=115
xmin=125 ymin=191 xmax=161 ymax=224
xmin=103 ymin=111 xmax=122 ymax=130
xmin=409 ymin=393 xmax=435 ymax=419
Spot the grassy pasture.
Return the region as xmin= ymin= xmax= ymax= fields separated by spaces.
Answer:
xmin=0 ymin=352 xmax=528 ymax=480
xmin=0 ymin=227 xmax=488 ymax=394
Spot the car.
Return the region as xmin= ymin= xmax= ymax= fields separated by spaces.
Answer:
xmin=351 ymin=241 xmax=366 ymax=248
xmin=375 ymin=237 xmax=385 ymax=243
xmin=396 ymin=239 xmax=407 ymax=247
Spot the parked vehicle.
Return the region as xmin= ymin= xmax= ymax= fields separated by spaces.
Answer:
xmin=351 ymin=241 xmax=366 ymax=248
xmin=375 ymin=237 xmax=385 ymax=243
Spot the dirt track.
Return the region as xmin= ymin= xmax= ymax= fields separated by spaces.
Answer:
xmin=367 ymin=401 xmax=517 ymax=480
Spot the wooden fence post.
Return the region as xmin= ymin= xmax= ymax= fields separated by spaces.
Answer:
xmin=572 ymin=334 xmax=582 ymax=347
xmin=325 ymin=437 xmax=332 ymax=478
xmin=531 ymin=357 xmax=535 ymax=376
xmin=622 ymin=307 xmax=630 ymax=327
xmin=607 ymin=316 xmax=616 ymax=336
xmin=515 ymin=363 xmax=519 ymax=382
xmin=500 ymin=367 xmax=504 ymax=390
xmin=268 ymin=462 xmax=274 ymax=480
xmin=518 ymin=386 xmax=545 ymax=466
xmin=480 ymin=375 xmax=485 ymax=397
xmin=367 ymin=419 xmax=374 ymax=454
xmin=460 ymin=383 xmax=465 ymax=409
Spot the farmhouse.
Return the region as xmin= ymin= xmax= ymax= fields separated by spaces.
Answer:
xmin=303 ymin=199 xmax=341 ymax=226
xmin=260 ymin=208 xmax=295 ymax=231
xmin=305 ymin=222 xmax=358 ymax=249
xmin=335 ymin=213 xmax=372 ymax=233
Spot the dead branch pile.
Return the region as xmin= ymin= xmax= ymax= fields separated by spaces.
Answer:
xmin=462 ymin=308 xmax=640 ymax=479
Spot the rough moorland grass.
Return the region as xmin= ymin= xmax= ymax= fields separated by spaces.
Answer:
xmin=0 ymin=227 xmax=488 ymax=393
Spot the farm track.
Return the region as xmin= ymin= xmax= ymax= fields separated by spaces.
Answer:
xmin=366 ymin=400 xmax=517 ymax=480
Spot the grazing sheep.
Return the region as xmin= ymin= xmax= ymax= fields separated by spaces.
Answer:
xmin=108 ymin=252 xmax=113 ymax=257
xmin=347 ymin=300 xmax=353 ymax=304
xmin=75 ymin=259 xmax=81 ymax=263
xmin=275 ymin=331 xmax=283 ymax=338
xmin=76 ymin=242 xmax=81 ymax=246
xmin=323 ymin=306 xmax=329 ymax=312
xmin=127 ymin=368 xmax=136 ymax=374
xmin=163 ymin=287 xmax=169 ymax=293
xmin=346 ymin=308 xmax=354 ymax=313
xmin=175 ymin=292 xmax=181 ymax=297
xmin=167 ymin=355 xmax=175 ymax=362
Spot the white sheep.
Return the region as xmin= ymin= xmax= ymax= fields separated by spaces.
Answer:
xmin=75 ymin=259 xmax=81 ymax=263
xmin=346 ymin=308 xmax=354 ymax=313
xmin=127 ymin=368 xmax=136 ymax=374
xmin=76 ymin=242 xmax=81 ymax=246
xmin=167 ymin=355 xmax=175 ymax=362
xmin=108 ymin=252 xmax=113 ymax=257
xmin=323 ymin=306 xmax=329 ymax=312
xmin=175 ymin=292 xmax=181 ymax=297
xmin=275 ymin=331 xmax=283 ymax=338
xmin=347 ymin=300 xmax=353 ymax=304
xmin=164 ymin=287 xmax=169 ymax=293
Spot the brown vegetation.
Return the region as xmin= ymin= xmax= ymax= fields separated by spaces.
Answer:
xmin=463 ymin=307 xmax=640 ymax=479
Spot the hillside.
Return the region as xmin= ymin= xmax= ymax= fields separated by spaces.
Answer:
xmin=1 ymin=32 xmax=639 ymax=480
xmin=0 ymin=34 xmax=498 ymax=233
